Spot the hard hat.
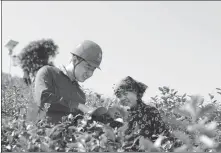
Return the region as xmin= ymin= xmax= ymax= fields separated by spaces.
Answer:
xmin=71 ymin=40 xmax=102 ymax=69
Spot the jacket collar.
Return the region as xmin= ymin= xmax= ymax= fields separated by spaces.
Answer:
xmin=129 ymin=99 xmax=144 ymax=112
xmin=58 ymin=65 xmax=80 ymax=86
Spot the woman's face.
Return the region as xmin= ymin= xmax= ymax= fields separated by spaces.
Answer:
xmin=118 ymin=91 xmax=138 ymax=108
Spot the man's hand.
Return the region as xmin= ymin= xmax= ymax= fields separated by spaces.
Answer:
xmin=90 ymin=107 xmax=107 ymax=116
xmin=77 ymin=103 xmax=94 ymax=114
xmin=68 ymin=101 xmax=93 ymax=114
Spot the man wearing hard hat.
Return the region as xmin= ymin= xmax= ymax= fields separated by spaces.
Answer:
xmin=34 ymin=40 xmax=103 ymax=124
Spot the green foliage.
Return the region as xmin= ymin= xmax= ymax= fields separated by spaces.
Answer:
xmin=84 ymin=89 xmax=119 ymax=109
xmin=154 ymin=86 xmax=221 ymax=152
xmin=2 ymin=74 xmax=221 ymax=152
xmin=1 ymin=73 xmax=34 ymax=118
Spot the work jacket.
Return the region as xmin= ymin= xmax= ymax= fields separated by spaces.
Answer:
xmin=34 ymin=65 xmax=86 ymax=124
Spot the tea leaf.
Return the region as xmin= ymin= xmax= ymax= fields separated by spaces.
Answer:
xmin=216 ymin=143 xmax=221 ymax=152
xmin=40 ymin=142 xmax=50 ymax=152
xmin=174 ymin=144 xmax=188 ymax=152
xmin=208 ymin=93 xmax=214 ymax=100
xmin=198 ymin=127 xmax=217 ymax=138
xmin=139 ymin=136 xmax=154 ymax=151
xmin=162 ymin=116 xmax=188 ymax=130
xmin=103 ymin=125 xmax=115 ymax=141
xmin=172 ymin=131 xmax=191 ymax=146
xmin=182 ymin=93 xmax=186 ymax=98
xmin=199 ymin=135 xmax=217 ymax=148
xmin=173 ymin=108 xmax=191 ymax=118
xmin=197 ymin=104 xmax=215 ymax=118
xmin=154 ymin=135 xmax=166 ymax=148
xmin=26 ymin=103 xmax=39 ymax=122
xmin=180 ymin=99 xmax=199 ymax=121
xmin=205 ymin=121 xmax=217 ymax=131
xmin=159 ymin=87 xmax=163 ymax=92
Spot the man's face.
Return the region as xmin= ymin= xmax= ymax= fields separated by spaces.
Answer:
xmin=73 ymin=60 xmax=96 ymax=82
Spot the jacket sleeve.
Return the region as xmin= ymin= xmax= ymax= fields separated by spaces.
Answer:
xmin=34 ymin=66 xmax=79 ymax=110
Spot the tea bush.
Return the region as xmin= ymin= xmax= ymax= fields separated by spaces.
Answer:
xmin=1 ymin=74 xmax=221 ymax=152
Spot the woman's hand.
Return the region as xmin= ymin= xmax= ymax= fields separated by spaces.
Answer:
xmin=107 ymin=105 xmax=129 ymax=120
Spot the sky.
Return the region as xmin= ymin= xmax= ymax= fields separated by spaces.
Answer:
xmin=2 ymin=1 xmax=221 ymax=102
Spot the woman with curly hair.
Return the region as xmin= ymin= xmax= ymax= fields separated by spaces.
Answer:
xmin=113 ymin=76 xmax=172 ymax=143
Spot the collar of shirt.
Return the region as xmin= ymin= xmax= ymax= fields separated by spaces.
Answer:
xmin=58 ymin=65 xmax=80 ymax=87
xmin=128 ymin=100 xmax=147 ymax=118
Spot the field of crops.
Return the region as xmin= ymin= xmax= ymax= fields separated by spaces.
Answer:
xmin=1 ymin=72 xmax=221 ymax=152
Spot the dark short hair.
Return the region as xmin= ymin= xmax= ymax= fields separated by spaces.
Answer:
xmin=114 ymin=76 xmax=148 ymax=99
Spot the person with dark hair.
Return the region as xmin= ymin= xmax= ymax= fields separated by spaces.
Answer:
xmin=33 ymin=40 xmax=103 ymax=124
xmin=113 ymin=76 xmax=171 ymax=142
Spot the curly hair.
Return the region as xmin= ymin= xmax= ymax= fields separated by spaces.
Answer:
xmin=114 ymin=76 xmax=148 ymax=100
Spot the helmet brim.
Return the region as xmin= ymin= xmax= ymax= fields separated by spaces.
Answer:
xmin=71 ymin=53 xmax=101 ymax=70
xmin=86 ymin=60 xmax=101 ymax=70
